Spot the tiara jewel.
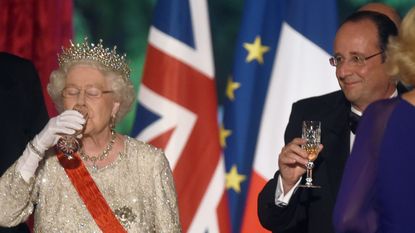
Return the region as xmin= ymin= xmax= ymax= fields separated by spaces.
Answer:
xmin=58 ymin=38 xmax=131 ymax=80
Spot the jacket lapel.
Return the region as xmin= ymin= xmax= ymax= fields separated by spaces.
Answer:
xmin=319 ymin=92 xmax=350 ymax=200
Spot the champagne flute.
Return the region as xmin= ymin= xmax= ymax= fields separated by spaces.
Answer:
xmin=298 ymin=120 xmax=321 ymax=188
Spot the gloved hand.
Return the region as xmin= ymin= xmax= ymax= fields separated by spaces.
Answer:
xmin=32 ymin=110 xmax=86 ymax=154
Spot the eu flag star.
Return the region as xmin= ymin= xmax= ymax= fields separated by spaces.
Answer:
xmin=220 ymin=124 xmax=232 ymax=148
xmin=226 ymin=76 xmax=241 ymax=101
xmin=225 ymin=165 xmax=246 ymax=193
xmin=243 ymin=36 xmax=270 ymax=64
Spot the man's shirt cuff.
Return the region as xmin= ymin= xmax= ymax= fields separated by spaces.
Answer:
xmin=275 ymin=174 xmax=301 ymax=206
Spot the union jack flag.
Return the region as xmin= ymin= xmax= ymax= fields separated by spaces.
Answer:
xmin=131 ymin=0 xmax=231 ymax=232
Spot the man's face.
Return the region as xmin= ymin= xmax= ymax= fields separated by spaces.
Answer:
xmin=333 ymin=19 xmax=395 ymax=111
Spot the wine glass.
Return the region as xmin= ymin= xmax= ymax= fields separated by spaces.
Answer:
xmin=298 ymin=120 xmax=321 ymax=188
xmin=56 ymin=104 xmax=88 ymax=159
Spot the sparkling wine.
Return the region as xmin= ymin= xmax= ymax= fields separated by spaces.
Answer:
xmin=304 ymin=145 xmax=319 ymax=161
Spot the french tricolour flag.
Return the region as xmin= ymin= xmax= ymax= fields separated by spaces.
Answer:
xmin=222 ymin=0 xmax=340 ymax=232
xmin=131 ymin=0 xmax=230 ymax=232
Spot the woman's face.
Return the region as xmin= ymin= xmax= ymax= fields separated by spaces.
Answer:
xmin=63 ymin=64 xmax=120 ymax=136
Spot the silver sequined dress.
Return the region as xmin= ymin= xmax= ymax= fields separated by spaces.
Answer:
xmin=0 ymin=137 xmax=181 ymax=232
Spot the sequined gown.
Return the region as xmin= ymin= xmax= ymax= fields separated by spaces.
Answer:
xmin=0 ymin=137 xmax=181 ymax=232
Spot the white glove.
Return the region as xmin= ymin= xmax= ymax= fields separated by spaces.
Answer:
xmin=33 ymin=110 xmax=86 ymax=153
xmin=16 ymin=146 xmax=43 ymax=182
xmin=15 ymin=110 xmax=85 ymax=182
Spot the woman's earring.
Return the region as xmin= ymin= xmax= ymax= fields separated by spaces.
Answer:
xmin=110 ymin=115 xmax=116 ymax=129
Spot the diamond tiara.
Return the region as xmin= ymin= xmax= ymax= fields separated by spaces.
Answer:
xmin=58 ymin=38 xmax=131 ymax=80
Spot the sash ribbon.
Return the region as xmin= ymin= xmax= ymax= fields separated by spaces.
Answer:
xmin=57 ymin=151 xmax=127 ymax=233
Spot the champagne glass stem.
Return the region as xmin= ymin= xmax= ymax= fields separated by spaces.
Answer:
xmin=305 ymin=161 xmax=314 ymax=186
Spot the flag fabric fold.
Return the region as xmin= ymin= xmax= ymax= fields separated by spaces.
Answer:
xmin=222 ymin=0 xmax=339 ymax=232
xmin=131 ymin=0 xmax=230 ymax=232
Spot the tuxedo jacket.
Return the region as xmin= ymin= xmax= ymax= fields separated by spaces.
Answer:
xmin=257 ymin=88 xmax=409 ymax=233
xmin=257 ymin=90 xmax=356 ymax=233
xmin=0 ymin=53 xmax=48 ymax=233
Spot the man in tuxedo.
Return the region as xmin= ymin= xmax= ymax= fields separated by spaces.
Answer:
xmin=257 ymin=10 xmax=402 ymax=233
xmin=0 ymin=52 xmax=49 ymax=233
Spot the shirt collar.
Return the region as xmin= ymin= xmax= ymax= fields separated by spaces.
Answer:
xmin=351 ymin=89 xmax=398 ymax=116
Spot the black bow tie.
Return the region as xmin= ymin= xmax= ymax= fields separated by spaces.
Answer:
xmin=349 ymin=111 xmax=361 ymax=134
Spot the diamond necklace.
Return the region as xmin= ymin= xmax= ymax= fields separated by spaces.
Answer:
xmin=80 ymin=130 xmax=116 ymax=171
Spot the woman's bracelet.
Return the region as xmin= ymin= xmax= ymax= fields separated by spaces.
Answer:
xmin=28 ymin=141 xmax=44 ymax=158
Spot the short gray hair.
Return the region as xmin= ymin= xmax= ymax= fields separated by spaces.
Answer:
xmin=47 ymin=60 xmax=135 ymax=123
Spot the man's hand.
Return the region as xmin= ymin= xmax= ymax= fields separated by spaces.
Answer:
xmin=278 ymin=138 xmax=323 ymax=193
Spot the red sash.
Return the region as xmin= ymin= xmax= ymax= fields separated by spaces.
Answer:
xmin=57 ymin=152 xmax=127 ymax=233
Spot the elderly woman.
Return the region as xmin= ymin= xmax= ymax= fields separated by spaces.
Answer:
xmin=334 ymin=7 xmax=415 ymax=233
xmin=0 ymin=39 xmax=181 ymax=232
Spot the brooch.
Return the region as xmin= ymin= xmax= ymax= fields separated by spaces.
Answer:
xmin=115 ymin=206 xmax=137 ymax=228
